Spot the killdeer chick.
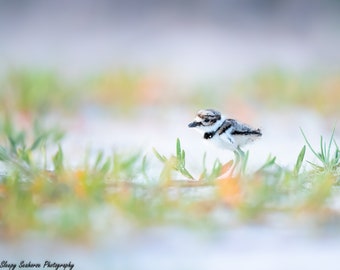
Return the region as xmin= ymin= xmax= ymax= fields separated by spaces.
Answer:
xmin=188 ymin=109 xmax=262 ymax=171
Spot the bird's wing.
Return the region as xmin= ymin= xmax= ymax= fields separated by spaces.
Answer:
xmin=229 ymin=119 xmax=261 ymax=136
xmin=217 ymin=120 xmax=232 ymax=135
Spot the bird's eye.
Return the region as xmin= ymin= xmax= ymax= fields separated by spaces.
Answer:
xmin=204 ymin=119 xmax=209 ymax=123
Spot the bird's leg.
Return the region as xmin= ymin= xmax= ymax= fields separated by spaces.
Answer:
xmin=236 ymin=147 xmax=245 ymax=160
xmin=230 ymin=147 xmax=246 ymax=176
xmin=237 ymin=147 xmax=249 ymax=175
xmin=227 ymin=135 xmax=246 ymax=176
xmin=229 ymin=149 xmax=240 ymax=176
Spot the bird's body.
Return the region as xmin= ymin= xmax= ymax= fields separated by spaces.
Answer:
xmin=188 ymin=109 xmax=262 ymax=152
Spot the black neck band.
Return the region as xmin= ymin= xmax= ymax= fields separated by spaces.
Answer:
xmin=204 ymin=131 xmax=215 ymax=139
xmin=203 ymin=119 xmax=232 ymax=140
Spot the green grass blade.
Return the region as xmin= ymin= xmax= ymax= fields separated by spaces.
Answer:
xmin=176 ymin=138 xmax=181 ymax=159
xmin=53 ymin=145 xmax=64 ymax=172
xmin=335 ymin=141 xmax=339 ymax=164
xmin=30 ymin=134 xmax=47 ymax=151
xmin=327 ymin=128 xmax=336 ymax=162
xmin=182 ymin=169 xmax=194 ymax=179
xmin=0 ymin=146 xmax=9 ymax=161
xmin=300 ymin=128 xmax=320 ymax=160
xmin=100 ymin=158 xmax=111 ymax=175
xmin=141 ymin=155 xmax=151 ymax=182
xmin=319 ymin=137 xmax=325 ymax=161
xmin=8 ymin=136 xmax=17 ymax=154
xmin=152 ymin=148 xmax=167 ymax=163
xmin=182 ymin=150 xmax=186 ymax=167
xmin=94 ymin=151 xmax=104 ymax=169
xmin=258 ymin=155 xmax=276 ymax=172
xmin=294 ymin=145 xmax=306 ymax=175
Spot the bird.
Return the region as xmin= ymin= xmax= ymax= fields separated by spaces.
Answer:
xmin=188 ymin=109 xmax=262 ymax=170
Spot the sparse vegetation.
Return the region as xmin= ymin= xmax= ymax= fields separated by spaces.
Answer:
xmin=232 ymin=68 xmax=340 ymax=115
xmin=0 ymin=66 xmax=339 ymax=241
xmin=0 ymin=114 xmax=339 ymax=239
xmin=1 ymin=67 xmax=340 ymax=115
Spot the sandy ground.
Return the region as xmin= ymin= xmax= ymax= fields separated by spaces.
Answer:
xmin=2 ymin=108 xmax=338 ymax=270
xmin=2 ymin=224 xmax=340 ymax=270
xmin=59 ymin=107 xmax=338 ymax=175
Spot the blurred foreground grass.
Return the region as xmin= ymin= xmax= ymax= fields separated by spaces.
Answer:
xmin=0 ymin=67 xmax=340 ymax=115
xmin=0 ymin=116 xmax=339 ymax=240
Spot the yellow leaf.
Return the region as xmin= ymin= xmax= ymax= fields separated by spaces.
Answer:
xmin=74 ymin=170 xmax=87 ymax=198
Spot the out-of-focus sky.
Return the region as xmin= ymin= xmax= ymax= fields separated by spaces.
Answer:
xmin=1 ymin=0 xmax=340 ymax=80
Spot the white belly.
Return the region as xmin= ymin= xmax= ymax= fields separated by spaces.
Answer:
xmin=209 ymin=135 xmax=237 ymax=151
xmin=209 ymin=133 xmax=260 ymax=151
xmin=233 ymin=134 xmax=260 ymax=147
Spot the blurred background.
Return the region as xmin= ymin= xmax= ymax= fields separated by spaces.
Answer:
xmin=1 ymin=0 xmax=340 ymax=77
xmin=1 ymin=1 xmax=340 ymax=269
xmin=0 ymin=0 xmax=339 ymax=163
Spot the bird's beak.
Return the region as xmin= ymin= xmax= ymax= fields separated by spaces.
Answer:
xmin=188 ymin=121 xmax=200 ymax=128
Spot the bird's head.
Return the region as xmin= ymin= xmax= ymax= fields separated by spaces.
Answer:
xmin=188 ymin=109 xmax=223 ymax=132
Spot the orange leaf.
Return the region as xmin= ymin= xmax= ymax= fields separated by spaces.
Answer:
xmin=219 ymin=160 xmax=234 ymax=176
xmin=0 ymin=184 xmax=6 ymax=197
xmin=217 ymin=176 xmax=243 ymax=207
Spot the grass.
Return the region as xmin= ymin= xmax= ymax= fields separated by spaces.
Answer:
xmin=232 ymin=67 xmax=340 ymax=115
xmin=153 ymin=138 xmax=194 ymax=180
xmin=0 ymin=69 xmax=78 ymax=115
xmin=1 ymin=67 xmax=340 ymax=115
xmin=0 ymin=115 xmax=339 ymax=240
xmin=301 ymin=128 xmax=339 ymax=175
xmin=0 ymin=66 xmax=339 ymax=240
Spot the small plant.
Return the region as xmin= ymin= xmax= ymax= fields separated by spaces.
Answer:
xmin=0 ymin=118 xmax=62 ymax=176
xmin=199 ymin=153 xmax=223 ymax=182
xmin=256 ymin=154 xmax=277 ymax=173
xmin=111 ymin=151 xmax=142 ymax=181
xmin=153 ymin=138 xmax=194 ymax=180
xmin=301 ymin=128 xmax=339 ymax=174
